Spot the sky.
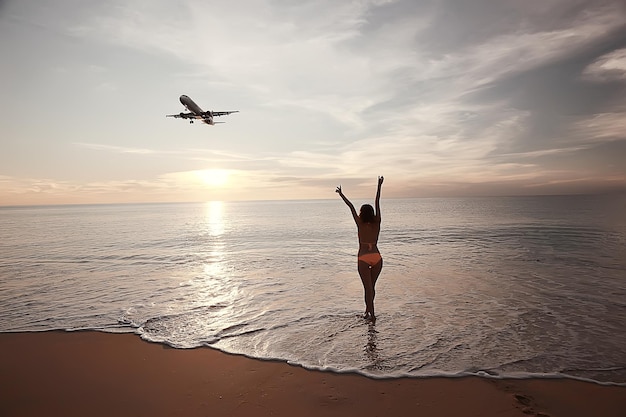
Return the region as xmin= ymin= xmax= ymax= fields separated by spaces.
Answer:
xmin=1 ymin=0 xmax=625 ymax=205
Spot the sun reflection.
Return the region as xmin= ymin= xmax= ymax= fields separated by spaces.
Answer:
xmin=205 ymin=200 xmax=225 ymax=237
xmin=201 ymin=201 xmax=226 ymax=280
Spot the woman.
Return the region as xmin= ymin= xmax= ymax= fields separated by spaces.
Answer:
xmin=336 ymin=176 xmax=384 ymax=321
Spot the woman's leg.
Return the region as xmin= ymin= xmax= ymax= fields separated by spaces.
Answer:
xmin=358 ymin=261 xmax=376 ymax=319
xmin=369 ymin=259 xmax=383 ymax=319
xmin=371 ymin=258 xmax=383 ymax=289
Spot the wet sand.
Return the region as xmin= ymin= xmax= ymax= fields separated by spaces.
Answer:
xmin=1 ymin=331 xmax=624 ymax=416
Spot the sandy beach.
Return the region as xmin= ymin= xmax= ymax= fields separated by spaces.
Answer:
xmin=1 ymin=331 xmax=624 ymax=417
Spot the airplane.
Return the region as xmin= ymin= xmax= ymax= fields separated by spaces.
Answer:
xmin=166 ymin=95 xmax=238 ymax=125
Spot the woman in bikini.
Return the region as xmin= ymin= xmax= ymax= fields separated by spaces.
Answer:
xmin=336 ymin=176 xmax=384 ymax=321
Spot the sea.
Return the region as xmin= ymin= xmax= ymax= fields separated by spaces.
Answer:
xmin=1 ymin=195 xmax=625 ymax=385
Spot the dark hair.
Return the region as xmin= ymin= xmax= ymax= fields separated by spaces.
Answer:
xmin=359 ymin=204 xmax=376 ymax=223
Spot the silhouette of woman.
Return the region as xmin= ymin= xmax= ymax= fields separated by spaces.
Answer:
xmin=336 ymin=176 xmax=384 ymax=321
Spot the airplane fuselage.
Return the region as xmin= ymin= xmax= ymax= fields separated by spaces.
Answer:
xmin=180 ymin=94 xmax=214 ymax=124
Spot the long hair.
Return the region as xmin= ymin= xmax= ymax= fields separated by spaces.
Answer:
xmin=359 ymin=204 xmax=376 ymax=223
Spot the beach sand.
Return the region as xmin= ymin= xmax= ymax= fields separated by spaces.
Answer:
xmin=1 ymin=331 xmax=624 ymax=417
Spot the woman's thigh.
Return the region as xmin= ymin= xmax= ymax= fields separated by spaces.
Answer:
xmin=358 ymin=261 xmax=373 ymax=286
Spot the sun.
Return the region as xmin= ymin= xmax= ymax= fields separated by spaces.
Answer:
xmin=197 ymin=169 xmax=230 ymax=187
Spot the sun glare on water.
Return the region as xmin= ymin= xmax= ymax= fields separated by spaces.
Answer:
xmin=197 ymin=169 xmax=230 ymax=187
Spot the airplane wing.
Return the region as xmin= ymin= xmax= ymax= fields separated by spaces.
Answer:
xmin=211 ymin=111 xmax=239 ymax=117
xmin=166 ymin=112 xmax=198 ymax=119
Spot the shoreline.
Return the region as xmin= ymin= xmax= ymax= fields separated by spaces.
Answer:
xmin=1 ymin=331 xmax=625 ymax=417
xmin=5 ymin=328 xmax=622 ymax=387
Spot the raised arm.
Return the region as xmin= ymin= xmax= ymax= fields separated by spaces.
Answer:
xmin=336 ymin=185 xmax=359 ymax=224
xmin=375 ymin=176 xmax=384 ymax=218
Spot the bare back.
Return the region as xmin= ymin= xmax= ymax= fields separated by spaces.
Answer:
xmin=357 ymin=218 xmax=381 ymax=253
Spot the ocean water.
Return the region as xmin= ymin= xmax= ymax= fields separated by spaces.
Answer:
xmin=1 ymin=196 xmax=625 ymax=385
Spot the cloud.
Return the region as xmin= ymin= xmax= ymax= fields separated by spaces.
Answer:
xmin=583 ymin=47 xmax=626 ymax=81
xmin=74 ymin=142 xmax=163 ymax=155
xmin=462 ymin=25 xmax=626 ymax=165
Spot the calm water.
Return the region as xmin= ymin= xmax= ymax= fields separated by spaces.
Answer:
xmin=1 ymin=196 xmax=625 ymax=384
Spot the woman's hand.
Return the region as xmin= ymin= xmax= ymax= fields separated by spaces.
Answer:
xmin=336 ymin=185 xmax=342 ymax=194
xmin=378 ymin=176 xmax=384 ymax=186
